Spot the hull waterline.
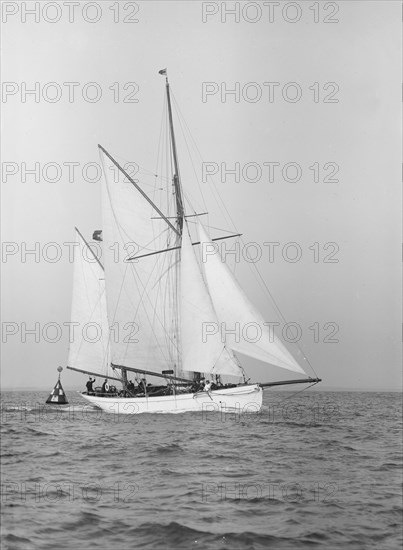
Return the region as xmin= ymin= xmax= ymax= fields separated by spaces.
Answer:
xmin=79 ymin=384 xmax=262 ymax=414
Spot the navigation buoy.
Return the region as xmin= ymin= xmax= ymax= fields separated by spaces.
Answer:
xmin=46 ymin=366 xmax=69 ymax=405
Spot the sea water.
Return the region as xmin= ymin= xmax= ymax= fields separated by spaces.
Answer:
xmin=1 ymin=390 xmax=401 ymax=550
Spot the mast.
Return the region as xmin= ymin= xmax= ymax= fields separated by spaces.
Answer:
xmin=163 ymin=70 xmax=185 ymax=232
xmin=159 ymin=69 xmax=186 ymax=378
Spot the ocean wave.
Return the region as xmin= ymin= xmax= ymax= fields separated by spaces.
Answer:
xmin=152 ymin=443 xmax=183 ymax=455
xmin=127 ymin=522 xmax=312 ymax=550
xmin=1 ymin=533 xmax=36 ymax=550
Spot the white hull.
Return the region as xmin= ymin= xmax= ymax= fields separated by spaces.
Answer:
xmin=79 ymin=384 xmax=262 ymax=414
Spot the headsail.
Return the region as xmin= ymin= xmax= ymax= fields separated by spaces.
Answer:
xmin=68 ymin=228 xmax=112 ymax=378
xmin=197 ymin=223 xmax=307 ymax=376
xmin=99 ymin=148 xmax=180 ymax=373
xmin=180 ymin=221 xmax=242 ymax=377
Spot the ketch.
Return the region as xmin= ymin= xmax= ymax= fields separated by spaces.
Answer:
xmin=67 ymin=70 xmax=321 ymax=414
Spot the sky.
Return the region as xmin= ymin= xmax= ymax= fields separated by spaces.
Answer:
xmin=1 ymin=0 xmax=401 ymax=391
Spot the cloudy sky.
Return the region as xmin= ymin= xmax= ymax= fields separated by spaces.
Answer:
xmin=1 ymin=1 xmax=401 ymax=391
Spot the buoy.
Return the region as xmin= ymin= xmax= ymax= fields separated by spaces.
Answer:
xmin=46 ymin=366 xmax=69 ymax=405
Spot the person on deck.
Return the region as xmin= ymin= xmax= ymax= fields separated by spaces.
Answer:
xmin=204 ymin=379 xmax=212 ymax=392
xmin=86 ymin=377 xmax=96 ymax=395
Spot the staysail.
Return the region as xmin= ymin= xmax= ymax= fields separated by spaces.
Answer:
xmin=99 ymin=148 xmax=180 ymax=373
xmin=197 ymin=223 xmax=307 ymax=375
xmin=68 ymin=228 xmax=112 ymax=378
xmin=180 ymin=221 xmax=242 ymax=378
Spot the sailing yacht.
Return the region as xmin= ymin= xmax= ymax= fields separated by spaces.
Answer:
xmin=67 ymin=70 xmax=320 ymax=414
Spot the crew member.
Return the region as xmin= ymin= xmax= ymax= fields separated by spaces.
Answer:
xmin=86 ymin=377 xmax=96 ymax=395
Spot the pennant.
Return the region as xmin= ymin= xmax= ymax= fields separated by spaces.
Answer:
xmin=93 ymin=230 xmax=103 ymax=242
xmin=158 ymin=69 xmax=167 ymax=76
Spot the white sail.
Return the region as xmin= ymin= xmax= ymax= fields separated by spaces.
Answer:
xmin=180 ymin=221 xmax=242 ymax=378
xmin=197 ymin=223 xmax=307 ymax=376
xmin=68 ymin=229 xmax=112 ymax=377
xmin=99 ymin=149 xmax=179 ymax=372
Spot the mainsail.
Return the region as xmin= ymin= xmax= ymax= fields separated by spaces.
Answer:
xmin=180 ymin=221 xmax=242 ymax=378
xmin=99 ymin=149 xmax=180 ymax=373
xmin=197 ymin=223 xmax=307 ymax=376
xmin=68 ymin=229 xmax=112 ymax=378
